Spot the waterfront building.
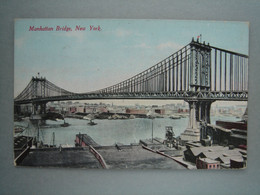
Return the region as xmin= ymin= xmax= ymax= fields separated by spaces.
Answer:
xmin=77 ymin=106 xmax=85 ymax=113
xmin=96 ymin=106 xmax=108 ymax=113
xmin=154 ymin=109 xmax=165 ymax=115
xmin=184 ymin=146 xmax=246 ymax=168
xmin=126 ymin=108 xmax=148 ymax=115
xmin=196 ymin=158 xmax=220 ymax=169
xmin=69 ymin=107 xmax=77 ymax=113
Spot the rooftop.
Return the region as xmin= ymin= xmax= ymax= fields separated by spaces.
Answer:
xmin=186 ymin=145 xmax=246 ymax=166
xmin=198 ymin=158 xmax=220 ymax=164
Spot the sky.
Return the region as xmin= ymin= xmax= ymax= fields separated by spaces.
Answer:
xmin=14 ymin=19 xmax=249 ymax=106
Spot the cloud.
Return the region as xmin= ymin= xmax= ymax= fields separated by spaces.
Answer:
xmin=116 ymin=29 xmax=132 ymax=37
xmin=53 ymin=31 xmax=85 ymax=42
xmin=63 ymin=31 xmax=85 ymax=41
xmin=115 ymin=29 xmax=143 ymax=37
xmin=134 ymin=43 xmax=151 ymax=49
xmin=156 ymin=42 xmax=182 ymax=51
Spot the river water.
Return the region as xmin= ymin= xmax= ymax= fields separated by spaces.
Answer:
xmin=15 ymin=115 xmax=239 ymax=147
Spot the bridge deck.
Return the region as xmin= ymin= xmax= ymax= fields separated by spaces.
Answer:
xmin=15 ymin=90 xmax=248 ymax=104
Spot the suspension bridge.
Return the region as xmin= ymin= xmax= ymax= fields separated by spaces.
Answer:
xmin=14 ymin=38 xmax=248 ymax=141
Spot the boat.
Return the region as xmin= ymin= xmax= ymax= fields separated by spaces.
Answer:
xmin=60 ymin=122 xmax=70 ymax=127
xmin=169 ymin=115 xmax=181 ymax=119
xmin=129 ymin=115 xmax=135 ymax=119
xmin=60 ymin=119 xmax=70 ymax=127
xmin=88 ymin=120 xmax=97 ymax=126
xmin=83 ymin=114 xmax=95 ymax=120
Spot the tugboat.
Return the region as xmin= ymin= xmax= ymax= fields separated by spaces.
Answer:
xmin=60 ymin=120 xmax=70 ymax=127
xmin=88 ymin=119 xmax=97 ymax=126
xmin=60 ymin=123 xmax=69 ymax=127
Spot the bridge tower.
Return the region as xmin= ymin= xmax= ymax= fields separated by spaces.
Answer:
xmin=181 ymin=38 xmax=214 ymax=142
xmin=31 ymin=76 xmax=47 ymax=115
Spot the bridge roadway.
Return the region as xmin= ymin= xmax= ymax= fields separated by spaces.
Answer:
xmin=14 ymin=90 xmax=248 ymax=105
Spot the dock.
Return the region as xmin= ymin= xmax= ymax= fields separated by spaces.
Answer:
xmin=75 ymin=133 xmax=100 ymax=147
xmin=17 ymin=134 xmax=187 ymax=169
xmin=19 ymin=147 xmax=103 ymax=168
xmin=94 ymin=145 xmax=186 ymax=169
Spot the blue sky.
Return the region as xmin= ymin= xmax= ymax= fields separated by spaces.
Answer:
xmin=14 ymin=19 xmax=249 ymax=100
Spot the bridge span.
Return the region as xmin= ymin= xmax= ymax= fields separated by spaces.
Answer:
xmin=14 ymin=38 xmax=248 ymax=142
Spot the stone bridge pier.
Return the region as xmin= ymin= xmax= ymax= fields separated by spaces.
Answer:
xmin=180 ymin=99 xmax=215 ymax=142
xmin=32 ymin=102 xmax=47 ymax=115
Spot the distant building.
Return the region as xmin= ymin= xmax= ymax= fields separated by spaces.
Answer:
xmin=154 ymin=109 xmax=165 ymax=115
xmin=177 ymin=108 xmax=189 ymax=113
xmin=85 ymin=107 xmax=95 ymax=113
xmin=77 ymin=106 xmax=85 ymax=113
xmin=97 ymin=107 xmax=108 ymax=113
xmin=69 ymin=107 xmax=77 ymax=113
xmin=126 ymin=108 xmax=148 ymax=115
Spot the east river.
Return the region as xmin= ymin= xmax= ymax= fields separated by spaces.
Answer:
xmin=15 ymin=115 xmax=240 ymax=147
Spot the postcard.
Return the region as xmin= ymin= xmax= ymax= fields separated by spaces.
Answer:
xmin=14 ymin=19 xmax=248 ymax=169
